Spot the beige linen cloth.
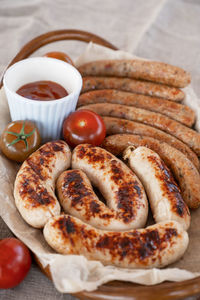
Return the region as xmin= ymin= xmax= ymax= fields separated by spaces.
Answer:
xmin=0 ymin=42 xmax=200 ymax=294
xmin=1 ymin=0 xmax=200 ymax=299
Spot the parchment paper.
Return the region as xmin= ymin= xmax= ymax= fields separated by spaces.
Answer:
xmin=0 ymin=43 xmax=200 ymax=294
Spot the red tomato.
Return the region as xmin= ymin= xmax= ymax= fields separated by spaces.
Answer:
xmin=0 ymin=238 xmax=32 ymax=289
xmin=62 ymin=109 xmax=106 ymax=147
xmin=44 ymin=51 xmax=74 ymax=65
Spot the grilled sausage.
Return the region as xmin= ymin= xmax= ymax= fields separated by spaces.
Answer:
xmin=14 ymin=140 xmax=71 ymax=228
xmin=78 ymin=89 xmax=194 ymax=126
xmin=79 ymin=103 xmax=200 ymax=156
xmin=103 ymin=135 xmax=200 ymax=209
xmin=57 ymin=169 xmax=145 ymax=231
xmin=102 ymin=117 xmax=200 ymax=171
xmin=78 ymin=60 xmax=191 ymax=88
xmin=123 ymin=146 xmax=190 ymax=230
xmin=43 ymin=215 xmax=189 ymax=269
xmin=81 ymin=77 xmax=185 ymax=101
xmin=71 ymin=144 xmax=148 ymax=229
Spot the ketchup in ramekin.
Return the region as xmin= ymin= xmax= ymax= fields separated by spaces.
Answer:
xmin=16 ymin=80 xmax=68 ymax=101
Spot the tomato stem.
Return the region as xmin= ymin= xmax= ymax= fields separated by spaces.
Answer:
xmin=5 ymin=121 xmax=35 ymax=150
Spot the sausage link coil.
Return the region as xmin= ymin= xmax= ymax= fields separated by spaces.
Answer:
xmin=14 ymin=140 xmax=71 ymax=228
xmin=71 ymin=144 xmax=148 ymax=229
xmin=123 ymin=146 xmax=191 ymax=230
xmin=43 ymin=215 xmax=189 ymax=269
xmin=57 ymin=169 xmax=145 ymax=231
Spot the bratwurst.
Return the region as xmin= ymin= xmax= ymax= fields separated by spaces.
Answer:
xmin=103 ymin=117 xmax=200 ymax=171
xmin=14 ymin=140 xmax=71 ymax=228
xmin=79 ymin=103 xmax=200 ymax=155
xmin=123 ymin=146 xmax=191 ymax=230
xmin=71 ymin=144 xmax=148 ymax=229
xmin=78 ymin=59 xmax=191 ymax=88
xmin=78 ymin=89 xmax=195 ymax=126
xmin=81 ymin=76 xmax=185 ymax=101
xmin=57 ymin=169 xmax=145 ymax=231
xmin=43 ymin=215 xmax=189 ymax=269
xmin=103 ymin=134 xmax=200 ymax=209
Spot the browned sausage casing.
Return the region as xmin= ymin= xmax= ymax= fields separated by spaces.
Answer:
xmin=78 ymin=89 xmax=195 ymax=127
xmin=43 ymin=215 xmax=189 ymax=269
xmin=71 ymin=144 xmax=148 ymax=229
xmin=81 ymin=77 xmax=185 ymax=101
xmin=79 ymin=103 xmax=200 ymax=156
xmin=102 ymin=134 xmax=200 ymax=209
xmin=57 ymin=169 xmax=147 ymax=231
xmin=78 ymin=60 xmax=191 ymax=88
xmin=102 ymin=117 xmax=199 ymax=170
xmin=14 ymin=140 xmax=71 ymax=228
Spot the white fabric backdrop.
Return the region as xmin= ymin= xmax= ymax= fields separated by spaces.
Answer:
xmin=0 ymin=0 xmax=200 ymax=299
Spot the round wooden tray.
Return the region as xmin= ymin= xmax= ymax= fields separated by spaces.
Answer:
xmin=4 ymin=29 xmax=200 ymax=300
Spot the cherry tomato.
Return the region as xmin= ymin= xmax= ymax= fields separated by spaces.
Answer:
xmin=44 ymin=51 xmax=74 ymax=65
xmin=62 ymin=109 xmax=106 ymax=147
xmin=0 ymin=238 xmax=31 ymax=289
xmin=0 ymin=120 xmax=41 ymax=162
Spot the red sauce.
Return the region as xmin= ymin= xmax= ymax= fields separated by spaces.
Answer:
xmin=16 ymin=80 xmax=68 ymax=101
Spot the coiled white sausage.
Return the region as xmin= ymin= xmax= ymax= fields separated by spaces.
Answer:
xmin=14 ymin=140 xmax=71 ymax=228
xmin=58 ymin=169 xmax=144 ymax=231
xmin=71 ymin=144 xmax=148 ymax=229
xmin=123 ymin=146 xmax=190 ymax=231
xmin=43 ymin=215 xmax=189 ymax=269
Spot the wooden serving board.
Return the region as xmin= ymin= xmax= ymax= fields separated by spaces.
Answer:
xmin=3 ymin=29 xmax=200 ymax=300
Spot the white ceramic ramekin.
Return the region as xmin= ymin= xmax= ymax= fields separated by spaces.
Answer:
xmin=3 ymin=57 xmax=82 ymax=142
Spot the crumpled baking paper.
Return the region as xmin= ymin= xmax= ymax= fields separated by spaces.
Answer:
xmin=0 ymin=43 xmax=200 ymax=293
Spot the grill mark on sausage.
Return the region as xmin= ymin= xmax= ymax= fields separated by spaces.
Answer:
xmin=26 ymin=141 xmax=66 ymax=180
xmin=116 ymin=182 xmax=142 ymax=223
xmin=19 ymin=182 xmax=54 ymax=207
xmin=90 ymin=201 xmax=101 ymax=213
xmin=109 ymin=157 xmax=143 ymax=223
xmin=62 ymin=170 xmax=93 ymax=207
xmin=75 ymin=145 xmax=112 ymax=164
xmin=57 ymin=215 xmax=76 ymax=234
xmin=110 ymin=159 xmax=125 ymax=183
xmin=26 ymin=159 xmax=46 ymax=181
xmin=95 ymin=226 xmax=178 ymax=264
xmin=147 ymin=155 xmax=188 ymax=217
xmin=52 ymin=141 xmax=65 ymax=152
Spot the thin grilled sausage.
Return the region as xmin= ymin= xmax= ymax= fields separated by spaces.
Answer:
xmin=123 ymin=146 xmax=191 ymax=230
xmin=43 ymin=215 xmax=189 ymax=269
xmin=71 ymin=144 xmax=148 ymax=229
xmin=81 ymin=77 xmax=185 ymax=101
xmin=14 ymin=140 xmax=71 ymax=228
xmin=102 ymin=117 xmax=200 ymax=171
xmin=103 ymin=134 xmax=200 ymax=209
xmin=78 ymin=89 xmax=195 ymax=127
xmin=57 ymin=169 xmax=145 ymax=231
xmin=78 ymin=60 xmax=191 ymax=88
xmin=79 ymin=103 xmax=200 ymax=156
